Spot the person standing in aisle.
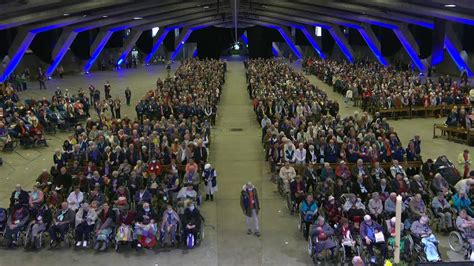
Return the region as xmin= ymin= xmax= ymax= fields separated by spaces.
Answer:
xmin=125 ymin=87 xmax=131 ymax=106
xmin=240 ymin=182 xmax=260 ymax=237
xmin=458 ymin=149 xmax=472 ymax=178
xmin=114 ymin=97 xmax=121 ymax=119
xmin=104 ymin=81 xmax=111 ymax=99
xmin=37 ymin=67 xmax=47 ymax=90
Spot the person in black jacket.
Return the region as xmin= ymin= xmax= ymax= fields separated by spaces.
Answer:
xmin=182 ymin=202 xmax=201 ymax=242
xmin=9 ymin=184 xmax=29 ymax=208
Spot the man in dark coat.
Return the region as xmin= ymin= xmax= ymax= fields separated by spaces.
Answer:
xmin=240 ymin=182 xmax=260 ymax=237
xmin=10 ymin=184 xmax=29 ymax=208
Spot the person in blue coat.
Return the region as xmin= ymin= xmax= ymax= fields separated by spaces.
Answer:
xmin=300 ymin=194 xmax=318 ymax=239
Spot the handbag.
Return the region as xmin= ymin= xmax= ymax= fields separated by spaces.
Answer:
xmin=375 ymin=231 xmax=385 ymax=243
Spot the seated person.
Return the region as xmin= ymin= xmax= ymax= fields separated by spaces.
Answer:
xmin=384 ymin=193 xmax=406 ymax=217
xmin=368 ymin=192 xmax=383 ymax=222
xmin=324 ymin=195 xmax=342 ymax=226
xmin=36 ymin=169 xmax=53 ymax=193
xmin=309 ymin=216 xmax=336 ymax=261
xmin=4 ymin=204 xmax=29 ymax=248
xmin=390 ymin=160 xmax=406 ymax=178
xmin=116 ymin=206 xmax=136 ymax=245
xmin=177 ymin=184 xmax=198 ymax=202
xmin=339 ymin=217 xmax=357 ymax=261
xmin=351 ymin=159 xmax=369 ymax=182
xmin=431 ymin=192 xmax=453 ymax=232
xmin=455 ymin=209 xmax=474 ymax=260
xmin=386 ymin=217 xmax=410 ymax=261
xmin=410 ymin=175 xmax=430 ymax=203
xmin=87 ymin=184 xmax=105 ymax=207
xmin=75 ymin=202 xmax=97 ymax=248
xmin=133 ymin=202 xmax=158 ymax=249
xmin=421 ymin=159 xmax=436 ymax=180
xmin=279 ymin=162 xmax=296 ymax=192
xmin=161 ymin=204 xmax=180 ymax=246
xmin=300 ymin=194 xmax=318 ymax=239
xmin=29 ymin=184 xmax=44 ymax=210
xmin=183 ymin=165 xmax=200 ymax=191
xmin=9 ymin=184 xmax=29 ymax=208
xmin=371 ymin=161 xmax=387 ymax=184
xmin=320 ymin=162 xmax=335 ymax=182
xmin=67 ymin=186 xmax=84 ymax=211
xmin=360 ymin=215 xmax=387 ymax=264
xmin=452 ymin=191 xmax=473 ymax=216
xmin=409 ymin=193 xmax=426 ymax=220
xmin=182 ymin=201 xmax=201 ymax=246
xmin=431 ymin=173 xmax=450 ymax=195
xmin=410 ymin=215 xmax=442 ymax=262
xmin=391 ymin=173 xmax=409 ymax=196
xmin=342 ymin=194 xmax=365 ymax=223
xmin=289 ymin=175 xmax=306 ymax=213
xmin=375 ymin=178 xmax=391 ymax=202
xmin=48 ymin=202 xmax=75 ymax=247
xmin=94 ymin=202 xmax=115 ymax=251
xmin=24 ymin=204 xmax=52 ymax=249
xmin=351 ymin=176 xmax=370 ymax=202
xmin=335 ymin=161 xmax=351 ymax=183
xmin=133 ymin=186 xmax=152 ymax=209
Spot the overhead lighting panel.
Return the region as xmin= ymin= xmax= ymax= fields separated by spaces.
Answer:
xmin=133 ymin=17 xmax=143 ymax=20
xmin=444 ymin=4 xmax=456 ymax=7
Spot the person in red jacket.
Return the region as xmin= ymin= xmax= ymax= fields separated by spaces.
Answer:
xmin=147 ymin=158 xmax=162 ymax=176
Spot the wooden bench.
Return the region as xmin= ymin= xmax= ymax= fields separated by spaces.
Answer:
xmin=374 ymin=104 xmax=472 ymax=120
xmin=433 ymin=123 xmax=473 ymax=145
xmin=376 ymin=107 xmax=411 ymax=119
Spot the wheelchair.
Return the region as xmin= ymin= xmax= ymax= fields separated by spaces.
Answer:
xmin=1 ymin=136 xmax=18 ymax=152
xmin=307 ymin=231 xmax=339 ymax=263
xmin=180 ymin=213 xmax=205 ymax=249
xmin=448 ymin=229 xmax=472 ymax=260
xmin=277 ymin=177 xmax=288 ymax=198
xmin=408 ymin=233 xmax=442 ymax=262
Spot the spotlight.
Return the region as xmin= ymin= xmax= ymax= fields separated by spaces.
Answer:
xmin=63 ymin=13 xmax=70 ymax=16
xmin=133 ymin=17 xmax=143 ymax=20
xmin=444 ymin=4 xmax=456 ymax=7
xmin=85 ymin=71 xmax=90 ymax=75
xmin=181 ymin=41 xmax=184 ymax=44
xmin=234 ymin=43 xmax=240 ymax=50
xmin=102 ymin=15 xmax=108 ymax=18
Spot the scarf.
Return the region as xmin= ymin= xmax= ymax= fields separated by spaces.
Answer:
xmin=248 ymin=190 xmax=254 ymax=209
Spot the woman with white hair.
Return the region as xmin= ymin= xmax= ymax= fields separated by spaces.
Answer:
xmin=410 ymin=215 xmax=442 ymax=262
xmin=368 ymin=192 xmax=383 ymax=222
xmin=309 ymin=216 xmax=336 ymax=261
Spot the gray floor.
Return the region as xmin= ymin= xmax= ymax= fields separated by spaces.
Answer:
xmin=0 ymin=58 xmax=470 ymax=265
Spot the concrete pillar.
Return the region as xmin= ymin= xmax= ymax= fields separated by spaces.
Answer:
xmin=392 ymin=23 xmax=427 ymax=72
xmin=84 ymin=29 xmax=114 ymax=72
xmin=357 ymin=24 xmax=388 ymax=66
xmin=431 ymin=18 xmax=446 ymax=66
xmin=0 ymin=28 xmax=37 ymax=82
xmin=444 ymin=21 xmax=473 ymax=77
xmin=327 ymin=25 xmax=354 ymax=63
xmin=276 ymin=25 xmax=302 ymax=59
xmin=116 ymin=29 xmax=144 ymax=66
xmin=300 ymin=25 xmax=325 ymax=59
xmin=170 ymin=27 xmax=192 ymax=61
xmin=45 ymin=29 xmax=78 ymax=77
xmin=144 ymin=28 xmax=172 ymax=64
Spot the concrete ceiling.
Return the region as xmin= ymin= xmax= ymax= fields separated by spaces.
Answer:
xmin=1 ymin=0 xmax=473 ymax=33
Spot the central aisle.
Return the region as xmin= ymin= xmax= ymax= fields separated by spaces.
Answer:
xmin=210 ymin=59 xmax=310 ymax=265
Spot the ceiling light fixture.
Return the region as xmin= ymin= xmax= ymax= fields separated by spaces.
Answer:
xmin=203 ymin=5 xmax=209 ymax=9
xmin=133 ymin=17 xmax=143 ymax=20
xmin=63 ymin=13 xmax=70 ymax=16
xmin=444 ymin=4 xmax=456 ymax=7
xmin=102 ymin=15 xmax=108 ymax=18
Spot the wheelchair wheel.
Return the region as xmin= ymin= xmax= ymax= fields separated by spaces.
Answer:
xmin=448 ymin=231 xmax=464 ymax=253
xmin=286 ymin=194 xmax=293 ymax=214
xmin=308 ymin=236 xmax=313 ymax=256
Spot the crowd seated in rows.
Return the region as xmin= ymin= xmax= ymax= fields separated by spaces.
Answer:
xmin=247 ymin=58 xmax=474 ymax=263
xmin=1 ymin=59 xmax=225 ymax=251
xmin=305 ymin=57 xmax=472 ymax=113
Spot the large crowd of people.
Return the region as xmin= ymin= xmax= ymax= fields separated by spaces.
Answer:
xmin=305 ymin=58 xmax=473 ymax=117
xmin=0 ymin=58 xmax=225 ymax=252
xmin=246 ymin=58 xmax=474 ymax=264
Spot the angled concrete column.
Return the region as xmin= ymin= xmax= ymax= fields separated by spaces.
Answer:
xmin=272 ymin=43 xmax=280 ymax=56
xmin=84 ymin=30 xmax=115 ymax=72
xmin=275 ymin=25 xmax=302 ymax=59
xmin=357 ymin=24 xmax=388 ymax=66
xmin=431 ymin=18 xmax=446 ymax=66
xmin=144 ymin=28 xmax=173 ymax=64
xmin=327 ymin=25 xmax=354 ymax=63
xmin=116 ymin=29 xmax=144 ymax=66
xmin=392 ymin=23 xmax=426 ymax=72
xmin=170 ymin=27 xmax=193 ymax=60
xmin=0 ymin=28 xmax=36 ymax=81
xmin=300 ymin=25 xmax=325 ymax=59
xmin=444 ymin=22 xmax=473 ymax=77
xmin=45 ymin=29 xmax=78 ymax=77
